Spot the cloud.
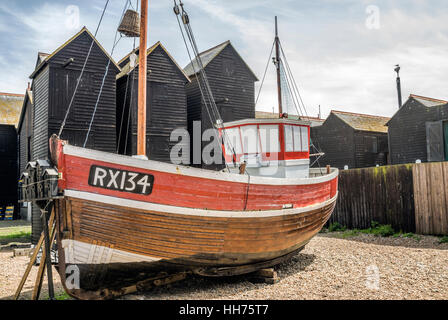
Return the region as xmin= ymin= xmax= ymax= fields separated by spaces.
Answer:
xmin=1 ymin=0 xmax=448 ymax=120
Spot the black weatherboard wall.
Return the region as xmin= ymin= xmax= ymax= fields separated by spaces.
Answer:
xmin=27 ymin=27 xmax=120 ymax=243
xmin=0 ymin=125 xmax=18 ymax=218
xmin=184 ymin=41 xmax=258 ymax=170
xmin=311 ymin=111 xmax=390 ymax=169
xmin=116 ymin=42 xmax=190 ymax=163
xmin=387 ymin=94 xmax=448 ymax=164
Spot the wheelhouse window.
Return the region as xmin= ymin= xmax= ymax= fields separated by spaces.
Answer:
xmin=284 ymin=125 xmax=309 ymax=152
xmin=259 ymin=125 xmax=280 ymax=154
xmin=240 ymin=125 xmax=259 ymax=154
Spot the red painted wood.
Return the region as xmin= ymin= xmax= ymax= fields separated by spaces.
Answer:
xmin=59 ymin=152 xmax=337 ymax=212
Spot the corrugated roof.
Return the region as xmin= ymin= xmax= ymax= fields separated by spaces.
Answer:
xmin=331 ymin=110 xmax=390 ymax=133
xmin=0 ymin=92 xmax=25 ymax=127
xmin=410 ymin=94 xmax=448 ymax=108
xmin=117 ymin=42 xmax=190 ymax=82
xmin=183 ymin=40 xmax=258 ymax=80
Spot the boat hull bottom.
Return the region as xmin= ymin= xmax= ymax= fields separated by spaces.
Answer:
xmin=58 ymin=245 xmax=307 ymax=300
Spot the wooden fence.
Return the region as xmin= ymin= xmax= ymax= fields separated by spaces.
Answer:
xmin=328 ymin=162 xmax=448 ymax=235
xmin=413 ymin=162 xmax=448 ymax=235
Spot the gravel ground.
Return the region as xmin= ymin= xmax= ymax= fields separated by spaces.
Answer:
xmin=0 ymin=234 xmax=447 ymax=300
xmin=0 ymin=250 xmax=64 ymax=300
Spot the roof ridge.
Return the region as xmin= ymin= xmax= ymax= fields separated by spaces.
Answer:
xmin=0 ymin=92 xmax=25 ymax=97
xmin=197 ymin=40 xmax=230 ymax=57
xmin=410 ymin=94 xmax=448 ymax=104
xmin=331 ymin=110 xmax=390 ymax=120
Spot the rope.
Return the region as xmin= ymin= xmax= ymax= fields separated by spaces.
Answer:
xmin=83 ymin=1 xmax=132 ymax=147
xmin=58 ymin=0 xmax=110 ymax=137
xmin=255 ymin=39 xmax=275 ymax=107
xmin=280 ymin=41 xmax=309 ymax=118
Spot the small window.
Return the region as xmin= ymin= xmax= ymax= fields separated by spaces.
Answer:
xmin=240 ymin=125 xmax=259 ymax=154
xmin=259 ymin=125 xmax=280 ymax=153
xmin=301 ymin=126 xmax=309 ymax=152
xmin=284 ymin=125 xmax=294 ymax=152
xmin=284 ymin=125 xmax=309 ymax=152
xmin=223 ymin=128 xmax=242 ymax=155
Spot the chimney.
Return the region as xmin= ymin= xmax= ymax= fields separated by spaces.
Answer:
xmin=27 ymin=82 xmax=31 ymax=90
xmin=395 ymin=64 xmax=402 ymax=109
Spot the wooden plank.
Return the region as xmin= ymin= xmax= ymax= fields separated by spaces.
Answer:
xmin=14 ymin=210 xmax=55 ymax=300
xmin=441 ymin=162 xmax=448 ymax=235
xmin=428 ymin=163 xmax=444 ymax=235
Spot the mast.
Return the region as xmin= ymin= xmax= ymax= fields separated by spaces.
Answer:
xmin=137 ymin=0 xmax=149 ymax=156
xmin=274 ymin=16 xmax=283 ymax=117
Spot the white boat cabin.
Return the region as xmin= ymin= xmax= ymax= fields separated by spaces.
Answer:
xmin=220 ymin=118 xmax=311 ymax=178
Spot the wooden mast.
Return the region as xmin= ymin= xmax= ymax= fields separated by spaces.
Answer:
xmin=275 ymin=16 xmax=283 ymax=117
xmin=137 ymin=0 xmax=149 ymax=156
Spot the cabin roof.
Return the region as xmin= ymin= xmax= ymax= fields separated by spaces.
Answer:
xmin=183 ymin=40 xmax=258 ymax=80
xmin=30 ymin=27 xmax=120 ymax=78
xmin=224 ymin=118 xmax=311 ymax=128
xmin=17 ymin=89 xmax=33 ymax=132
xmin=0 ymin=92 xmax=25 ymax=127
xmin=256 ymin=111 xmax=325 ymax=127
xmin=331 ymin=110 xmax=390 ymax=133
xmin=116 ymin=42 xmax=190 ymax=82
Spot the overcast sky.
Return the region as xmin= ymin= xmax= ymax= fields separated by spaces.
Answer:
xmin=1 ymin=0 xmax=447 ymax=118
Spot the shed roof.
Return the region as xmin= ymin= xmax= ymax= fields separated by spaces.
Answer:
xmin=183 ymin=40 xmax=258 ymax=80
xmin=331 ymin=110 xmax=390 ymax=133
xmin=386 ymin=94 xmax=448 ymax=126
xmin=409 ymin=94 xmax=448 ymax=108
xmin=0 ymin=92 xmax=25 ymax=127
xmin=17 ymin=89 xmax=33 ymax=132
xmin=117 ymin=42 xmax=190 ymax=82
xmin=30 ymin=27 xmax=120 ymax=78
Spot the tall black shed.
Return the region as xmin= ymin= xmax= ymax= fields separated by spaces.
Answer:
xmin=311 ymin=110 xmax=390 ymax=169
xmin=184 ymin=41 xmax=258 ymax=170
xmin=0 ymin=125 xmax=18 ymax=219
xmin=387 ymin=94 xmax=448 ymax=164
xmin=29 ymin=27 xmax=120 ymax=160
xmin=0 ymin=92 xmax=23 ymax=220
xmin=26 ymin=27 xmax=120 ymax=243
xmin=116 ymin=42 xmax=191 ymax=163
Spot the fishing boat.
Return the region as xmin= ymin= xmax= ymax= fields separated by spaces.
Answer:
xmin=23 ymin=1 xmax=338 ymax=300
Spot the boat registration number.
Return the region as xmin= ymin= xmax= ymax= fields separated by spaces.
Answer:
xmin=88 ymin=165 xmax=154 ymax=195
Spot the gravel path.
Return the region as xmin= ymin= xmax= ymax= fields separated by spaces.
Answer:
xmin=124 ymin=234 xmax=448 ymax=300
xmin=1 ymin=234 xmax=447 ymax=300
xmin=0 ymin=251 xmax=64 ymax=300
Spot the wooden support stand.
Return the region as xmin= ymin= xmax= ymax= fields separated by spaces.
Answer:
xmin=14 ymin=205 xmax=56 ymax=300
xmin=248 ymin=268 xmax=280 ymax=285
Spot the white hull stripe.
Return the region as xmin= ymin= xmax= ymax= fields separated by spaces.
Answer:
xmin=62 ymin=239 xmax=161 ymax=265
xmin=63 ymin=144 xmax=339 ymax=186
xmin=64 ymin=190 xmax=338 ymax=218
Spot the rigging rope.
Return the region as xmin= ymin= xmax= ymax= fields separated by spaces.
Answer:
xmin=279 ymin=41 xmax=309 ymax=118
xmin=255 ymin=39 xmax=275 ymax=107
xmin=83 ymin=1 xmax=132 ymax=147
xmin=174 ymin=0 xmax=241 ymax=172
xmin=58 ymin=0 xmax=110 ymax=137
